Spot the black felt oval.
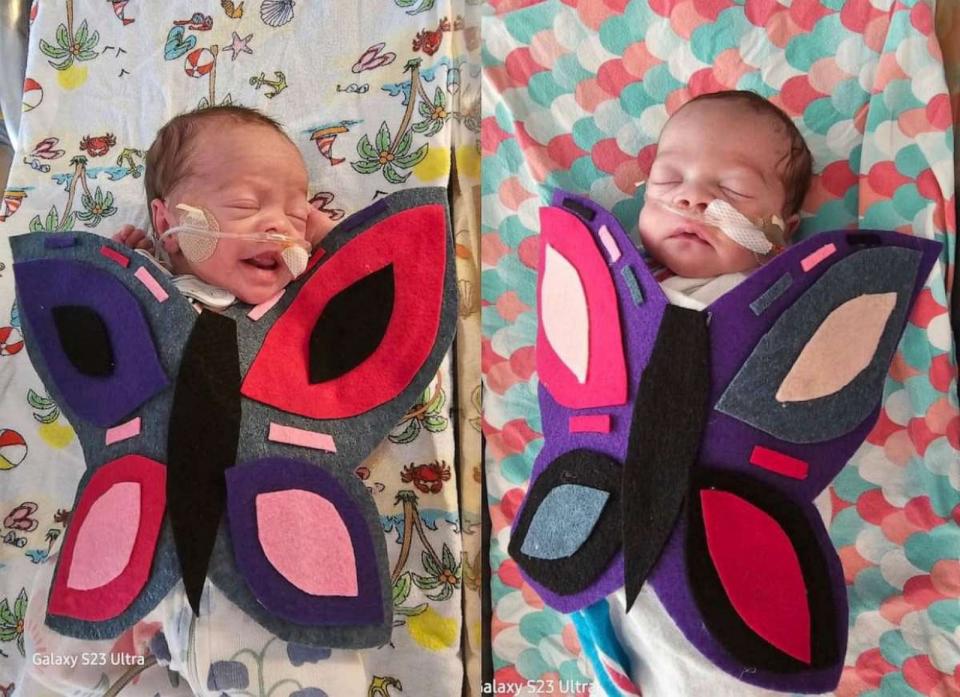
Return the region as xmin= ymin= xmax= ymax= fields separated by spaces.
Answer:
xmin=685 ymin=470 xmax=842 ymax=674
xmin=309 ymin=264 xmax=395 ymax=384
xmin=51 ymin=305 xmax=115 ymax=377
xmin=508 ymin=449 xmax=621 ymax=596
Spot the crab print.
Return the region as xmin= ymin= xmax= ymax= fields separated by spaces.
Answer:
xmin=79 ymin=133 xmax=117 ymax=157
xmin=412 ymin=16 xmax=463 ymax=56
xmin=400 ymin=460 xmax=451 ymax=494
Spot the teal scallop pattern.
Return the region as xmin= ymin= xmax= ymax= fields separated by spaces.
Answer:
xmin=484 ymin=0 xmax=957 ymax=693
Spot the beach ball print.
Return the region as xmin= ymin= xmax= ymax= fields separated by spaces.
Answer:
xmin=0 ymin=429 xmax=27 ymax=470
xmin=0 ymin=326 xmax=23 ymax=356
xmin=22 ymin=78 xmax=42 ymax=112
xmin=184 ymin=48 xmax=216 ymax=78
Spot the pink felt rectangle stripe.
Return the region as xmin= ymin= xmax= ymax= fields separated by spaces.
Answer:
xmin=800 ymin=243 xmax=837 ymax=272
xmin=268 ymin=423 xmax=337 ymax=452
xmin=569 ymin=414 xmax=612 ymax=433
xmin=100 ymin=246 xmax=130 ymax=268
xmin=247 ymin=289 xmax=285 ymax=321
xmin=749 ymin=445 xmax=808 ymax=480
xmin=598 ymin=225 xmax=621 ymax=263
xmin=134 ymin=266 xmax=169 ymax=302
xmin=105 ymin=417 xmax=141 ymax=445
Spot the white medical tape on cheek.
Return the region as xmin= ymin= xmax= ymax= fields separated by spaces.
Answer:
xmin=174 ymin=204 xmax=219 ymax=263
xmin=703 ymin=200 xmax=774 ymax=255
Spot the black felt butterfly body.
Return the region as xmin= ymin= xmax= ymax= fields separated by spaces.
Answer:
xmin=508 ymin=191 xmax=941 ymax=692
xmin=12 ymin=188 xmax=457 ymax=648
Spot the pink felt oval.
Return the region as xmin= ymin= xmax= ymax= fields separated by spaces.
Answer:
xmin=256 ymin=489 xmax=358 ymax=597
xmin=700 ymin=489 xmax=811 ymax=664
xmin=776 ymin=292 xmax=896 ymax=403
xmin=541 ymin=244 xmax=590 ymax=383
xmin=66 ymin=482 xmax=140 ymax=591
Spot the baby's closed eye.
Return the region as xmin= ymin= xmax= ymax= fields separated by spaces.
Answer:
xmin=719 ymin=185 xmax=752 ymax=198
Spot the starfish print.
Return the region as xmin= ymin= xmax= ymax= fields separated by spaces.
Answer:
xmin=222 ymin=31 xmax=253 ymax=61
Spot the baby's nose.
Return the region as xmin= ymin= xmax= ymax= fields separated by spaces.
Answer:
xmin=263 ymin=215 xmax=293 ymax=235
xmin=672 ymin=191 xmax=710 ymax=213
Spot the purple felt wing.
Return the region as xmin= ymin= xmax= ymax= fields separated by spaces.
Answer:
xmin=225 ymin=459 xmax=383 ymax=628
xmin=13 ymin=249 xmax=169 ymax=428
xmin=646 ymin=230 xmax=940 ymax=693
xmin=509 ymin=191 xmax=940 ymax=693
xmin=10 ymin=232 xmax=195 ymax=641
xmin=508 ymin=191 xmax=669 ymax=612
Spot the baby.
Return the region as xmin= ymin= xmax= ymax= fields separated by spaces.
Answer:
xmin=113 ymin=104 xmax=333 ymax=308
xmin=21 ymin=106 xmax=362 ymax=697
xmin=637 ymin=90 xmax=813 ymax=308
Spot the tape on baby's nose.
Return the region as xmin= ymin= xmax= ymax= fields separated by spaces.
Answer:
xmin=703 ymin=200 xmax=780 ymax=255
xmin=703 ymin=200 xmax=772 ymax=254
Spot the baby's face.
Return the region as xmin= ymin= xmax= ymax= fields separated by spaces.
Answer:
xmin=157 ymin=123 xmax=311 ymax=304
xmin=637 ymin=101 xmax=795 ymax=278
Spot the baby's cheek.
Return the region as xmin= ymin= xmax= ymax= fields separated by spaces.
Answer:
xmin=636 ymin=208 xmax=666 ymax=250
xmin=717 ymin=238 xmax=762 ymax=273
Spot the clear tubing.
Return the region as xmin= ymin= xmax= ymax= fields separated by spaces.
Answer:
xmin=642 ymin=192 xmax=782 ymax=255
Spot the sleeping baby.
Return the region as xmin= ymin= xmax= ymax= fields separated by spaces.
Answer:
xmin=19 ymin=105 xmax=366 ymax=697
xmin=112 ymin=104 xmax=334 ymax=308
xmin=637 ymin=89 xmax=813 ymax=308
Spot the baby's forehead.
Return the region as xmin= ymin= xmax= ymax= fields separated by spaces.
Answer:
xmin=661 ymin=101 xmax=788 ymax=146
xmin=184 ymin=122 xmax=306 ymax=179
xmin=656 ymin=104 xmax=790 ymax=168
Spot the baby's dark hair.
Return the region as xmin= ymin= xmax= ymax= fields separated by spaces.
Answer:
xmin=144 ymin=105 xmax=294 ymax=228
xmin=676 ymin=90 xmax=813 ymax=216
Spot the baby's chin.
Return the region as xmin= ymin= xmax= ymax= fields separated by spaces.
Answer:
xmin=649 ymin=247 xmax=722 ymax=278
xmin=232 ymin=284 xmax=286 ymax=306
xmin=654 ymin=254 xmax=731 ymax=278
xmin=653 ymin=242 xmax=762 ymax=278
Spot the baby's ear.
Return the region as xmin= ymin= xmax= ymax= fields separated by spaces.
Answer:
xmin=784 ymin=213 xmax=801 ymax=239
xmin=150 ymin=198 xmax=179 ymax=254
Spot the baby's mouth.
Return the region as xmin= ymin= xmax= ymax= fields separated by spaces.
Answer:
xmin=669 ymin=224 xmax=712 ymax=245
xmin=242 ymin=252 xmax=282 ymax=271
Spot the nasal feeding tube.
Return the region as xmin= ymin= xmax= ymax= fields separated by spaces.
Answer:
xmin=636 ymin=181 xmax=787 ymax=255
xmin=159 ymin=203 xmax=311 ymax=278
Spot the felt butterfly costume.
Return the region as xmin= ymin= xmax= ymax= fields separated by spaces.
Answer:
xmin=11 ymin=187 xmax=458 ymax=650
xmin=508 ymin=191 xmax=941 ymax=693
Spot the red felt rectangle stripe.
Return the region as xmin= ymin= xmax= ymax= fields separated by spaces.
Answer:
xmin=569 ymin=414 xmax=612 ymax=433
xmin=100 ymin=246 xmax=130 ymax=267
xmin=749 ymin=445 xmax=809 ymax=480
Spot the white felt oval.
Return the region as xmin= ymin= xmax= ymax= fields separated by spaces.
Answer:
xmin=776 ymin=292 xmax=897 ymax=403
xmin=541 ymin=244 xmax=589 ymax=383
xmin=67 ymin=482 xmax=141 ymax=591
xmin=256 ymin=489 xmax=358 ymax=597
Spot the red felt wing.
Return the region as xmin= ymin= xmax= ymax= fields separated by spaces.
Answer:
xmin=48 ymin=455 xmax=166 ymax=622
xmin=241 ymin=204 xmax=447 ymax=419
xmin=699 ymin=489 xmax=811 ymax=663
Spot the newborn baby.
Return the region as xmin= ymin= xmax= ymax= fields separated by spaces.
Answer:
xmin=114 ymin=104 xmax=333 ymax=308
xmin=637 ymin=90 xmax=813 ymax=309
